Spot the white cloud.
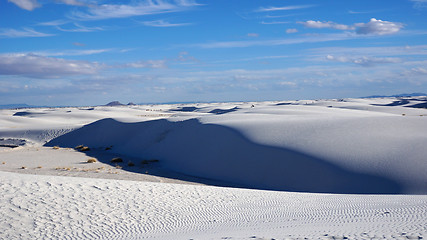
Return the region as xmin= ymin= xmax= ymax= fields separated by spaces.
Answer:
xmin=210 ymin=55 xmax=289 ymax=64
xmin=355 ymin=18 xmax=404 ymax=35
xmin=174 ymin=51 xmax=198 ymax=63
xmin=8 ymin=0 xmax=40 ymax=11
xmin=34 ymin=49 xmax=112 ymax=57
xmin=410 ymin=67 xmax=427 ymax=74
xmin=310 ymin=45 xmax=427 ymax=57
xmin=298 ymin=20 xmax=354 ymax=30
xmin=256 ymin=5 xmax=314 ymax=12
xmin=56 ymin=23 xmax=104 ymax=32
xmin=193 ymin=33 xmax=352 ymax=49
xmin=71 ymin=0 xmax=200 ymax=20
xmin=55 ymin=0 xmax=89 ymax=7
xmin=38 ymin=19 xmax=70 ymax=26
xmin=298 ymin=18 xmax=404 ymax=36
xmin=278 ymin=81 xmax=297 ymax=87
xmin=326 ymin=55 xmax=401 ymax=66
xmin=286 ymin=28 xmax=298 ymax=34
xmin=122 ymin=60 xmax=167 ymax=69
xmin=0 ymin=53 xmax=101 ymax=78
xmin=141 ymin=20 xmax=191 ymax=27
xmin=2 ymin=60 xmax=425 ymax=104
xmin=8 ymin=0 xmax=91 ymax=11
xmin=0 ymin=28 xmax=53 ymax=38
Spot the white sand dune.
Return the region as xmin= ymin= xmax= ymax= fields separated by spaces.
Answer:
xmin=44 ymin=98 xmax=427 ymax=194
xmin=1 ymin=97 xmax=427 ymax=239
xmin=1 ymin=171 xmax=426 ymax=240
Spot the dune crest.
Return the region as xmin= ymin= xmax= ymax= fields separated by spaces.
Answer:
xmin=47 ymin=117 xmax=403 ymax=194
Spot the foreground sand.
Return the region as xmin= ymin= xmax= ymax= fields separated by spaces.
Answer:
xmin=1 ymin=97 xmax=426 ymax=239
xmin=1 ymin=171 xmax=426 ymax=240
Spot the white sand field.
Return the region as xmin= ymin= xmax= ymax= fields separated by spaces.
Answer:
xmin=1 ymin=97 xmax=426 ymax=239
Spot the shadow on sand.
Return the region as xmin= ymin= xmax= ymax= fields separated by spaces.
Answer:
xmin=45 ymin=118 xmax=402 ymax=194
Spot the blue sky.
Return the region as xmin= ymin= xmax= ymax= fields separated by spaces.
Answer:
xmin=1 ymin=0 xmax=427 ymax=106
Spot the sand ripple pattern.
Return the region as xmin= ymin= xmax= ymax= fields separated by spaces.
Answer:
xmin=0 ymin=171 xmax=426 ymax=240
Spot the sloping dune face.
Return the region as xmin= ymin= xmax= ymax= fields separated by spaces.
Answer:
xmin=47 ymin=117 xmax=415 ymax=194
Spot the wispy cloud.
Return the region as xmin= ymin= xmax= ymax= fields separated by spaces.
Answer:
xmin=298 ymin=20 xmax=354 ymax=30
xmin=348 ymin=10 xmax=376 ymax=14
xmin=410 ymin=67 xmax=427 ymax=74
xmin=193 ymin=18 xmax=407 ymax=50
xmin=121 ymin=60 xmax=167 ymax=69
xmin=34 ymin=49 xmax=112 ymax=57
xmin=9 ymin=0 xmax=92 ymax=11
xmin=38 ymin=19 xmax=70 ymax=26
xmin=73 ymin=42 xmax=85 ymax=47
xmin=55 ymin=0 xmax=91 ymax=7
xmin=286 ymin=28 xmax=298 ymax=34
xmin=8 ymin=0 xmax=40 ymax=11
xmin=309 ymin=45 xmax=427 ymax=57
xmin=326 ymin=55 xmax=401 ymax=66
xmin=264 ymin=14 xmax=301 ymax=18
xmin=56 ymin=23 xmax=104 ymax=32
xmin=210 ymin=55 xmax=290 ymax=64
xmin=261 ymin=21 xmax=290 ymax=25
xmin=193 ymin=33 xmax=354 ymax=49
xmin=141 ymin=20 xmax=192 ymax=27
xmin=0 ymin=51 xmax=166 ymax=78
xmin=411 ymin=0 xmax=427 ymax=9
xmin=256 ymin=5 xmax=314 ymax=12
xmin=0 ymin=28 xmax=53 ymax=38
xmin=71 ymin=0 xmax=200 ymax=20
xmin=0 ymin=53 xmax=101 ymax=78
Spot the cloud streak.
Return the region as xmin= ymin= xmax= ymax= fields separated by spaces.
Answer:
xmin=326 ymin=55 xmax=401 ymax=66
xmin=298 ymin=20 xmax=354 ymax=30
xmin=8 ymin=0 xmax=40 ymax=11
xmin=411 ymin=0 xmax=427 ymax=9
xmin=9 ymin=0 xmax=92 ymax=11
xmin=121 ymin=60 xmax=167 ymax=69
xmin=141 ymin=20 xmax=192 ymax=27
xmin=0 ymin=52 xmax=170 ymax=78
xmin=71 ymin=0 xmax=200 ymax=20
xmin=0 ymin=53 xmax=101 ymax=78
xmin=193 ymin=33 xmax=355 ymax=49
xmin=33 ymin=49 xmax=112 ymax=57
xmin=309 ymin=45 xmax=427 ymax=57
xmin=256 ymin=5 xmax=314 ymax=12
xmin=260 ymin=21 xmax=290 ymax=25
xmin=55 ymin=0 xmax=90 ymax=7
xmin=55 ymin=23 xmax=104 ymax=32
xmin=0 ymin=28 xmax=53 ymax=38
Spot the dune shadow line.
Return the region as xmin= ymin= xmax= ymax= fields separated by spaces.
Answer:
xmin=46 ymin=118 xmax=402 ymax=194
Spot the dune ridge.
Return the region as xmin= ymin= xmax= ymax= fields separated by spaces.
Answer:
xmin=46 ymin=117 xmax=403 ymax=194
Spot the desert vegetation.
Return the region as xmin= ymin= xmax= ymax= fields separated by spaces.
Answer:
xmin=75 ymin=145 xmax=90 ymax=152
xmin=111 ymin=157 xmax=123 ymax=163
